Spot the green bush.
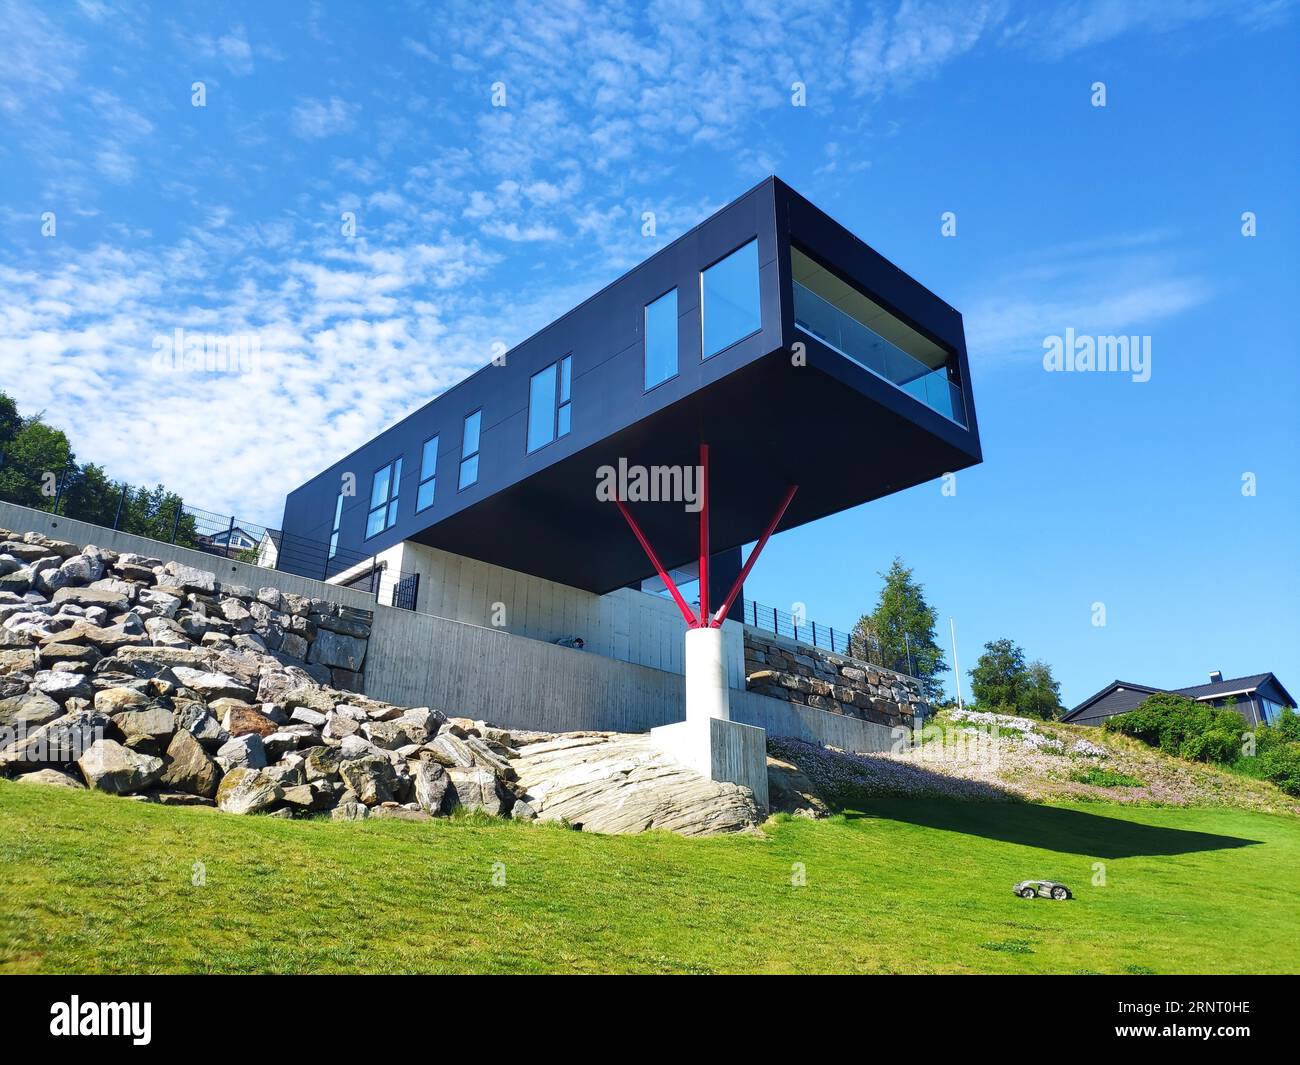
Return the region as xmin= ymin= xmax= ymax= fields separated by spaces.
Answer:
xmin=1069 ymin=767 xmax=1144 ymax=788
xmin=1104 ymin=693 xmax=1246 ymax=762
xmin=1108 ymin=695 xmax=1300 ymax=796
xmin=1258 ymin=744 xmax=1300 ymax=797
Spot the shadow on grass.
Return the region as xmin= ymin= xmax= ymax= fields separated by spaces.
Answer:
xmin=844 ymin=797 xmax=1262 ymax=858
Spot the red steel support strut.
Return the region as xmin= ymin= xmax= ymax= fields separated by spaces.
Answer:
xmin=698 ymin=443 xmax=710 ymax=624
xmin=709 ymin=484 xmax=798 ymax=628
xmin=613 ymin=496 xmax=699 ymax=627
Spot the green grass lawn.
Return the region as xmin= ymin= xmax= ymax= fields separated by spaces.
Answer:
xmin=2 ymin=780 xmax=1297 ymax=973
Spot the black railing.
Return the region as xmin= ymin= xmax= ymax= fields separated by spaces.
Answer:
xmin=7 ymin=486 xmax=421 ymax=612
xmin=743 ymin=598 xmax=915 ymax=677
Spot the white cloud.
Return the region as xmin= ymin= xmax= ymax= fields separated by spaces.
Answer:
xmin=291 ymin=96 xmax=358 ymax=140
xmin=962 ymin=235 xmax=1214 ymax=364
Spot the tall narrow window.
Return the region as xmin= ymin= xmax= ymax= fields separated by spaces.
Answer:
xmin=416 ymin=435 xmax=439 ymax=512
xmin=328 ymin=493 xmax=343 ymax=559
xmin=459 ymin=410 xmax=481 ymax=489
xmin=644 ymin=288 xmax=678 ymax=389
xmin=557 ymin=354 xmax=572 ymax=437
xmin=366 ymin=457 xmax=401 ymax=538
xmin=701 ymin=239 xmax=761 ymax=358
xmin=527 ymin=355 xmax=572 ymax=452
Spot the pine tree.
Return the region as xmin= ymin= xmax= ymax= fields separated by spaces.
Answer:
xmin=852 ymin=557 xmax=947 ymax=700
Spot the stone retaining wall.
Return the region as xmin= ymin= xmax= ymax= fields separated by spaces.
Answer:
xmin=743 ymin=628 xmax=925 ymax=729
xmin=0 ymin=527 xmax=372 ymax=692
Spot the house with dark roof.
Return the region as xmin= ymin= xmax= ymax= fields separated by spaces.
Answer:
xmin=1063 ymin=671 xmax=1296 ymax=728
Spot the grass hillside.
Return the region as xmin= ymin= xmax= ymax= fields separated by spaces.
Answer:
xmin=3 ymin=779 xmax=1297 ymax=974
xmin=854 ymin=709 xmax=1300 ymax=815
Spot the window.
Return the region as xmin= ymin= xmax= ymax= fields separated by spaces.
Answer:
xmin=416 ymin=435 xmax=439 ymax=512
xmin=526 ymin=354 xmax=572 ymax=452
xmin=644 ymin=288 xmax=678 ymax=389
xmin=366 ymin=457 xmax=401 ymax=538
xmin=328 ymin=493 xmax=343 ymax=558
xmin=458 ymin=410 xmax=481 ymax=489
xmin=701 ymin=239 xmax=760 ymax=358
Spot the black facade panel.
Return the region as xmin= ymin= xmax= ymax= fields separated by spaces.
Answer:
xmin=281 ymin=178 xmax=982 ymax=593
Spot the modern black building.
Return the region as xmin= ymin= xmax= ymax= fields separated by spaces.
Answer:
xmin=1064 ymin=671 xmax=1297 ymax=728
xmin=279 ymin=177 xmax=982 ymax=613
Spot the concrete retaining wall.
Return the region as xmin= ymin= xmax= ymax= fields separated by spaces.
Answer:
xmin=0 ymin=502 xmax=896 ymax=754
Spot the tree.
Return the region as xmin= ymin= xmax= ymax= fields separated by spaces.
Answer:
xmin=969 ymin=638 xmax=1027 ymax=711
xmin=852 ymin=557 xmax=947 ymax=699
xmin=1022 ymin=659 xmax=1064 ymax=719
xmin=0 ymin=415 xmax=73 ymax=509
xmin=0 ymin=391 xmax=201 ymax=549
xmin=0 ymin=393 xmax=22 ymax=450
xmin=60 ymin=463 xmax=123 ymax=527
xmin=968 ymin=639 xmax=1064 ymax=719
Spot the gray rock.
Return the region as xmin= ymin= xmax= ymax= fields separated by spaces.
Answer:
xmin=51 ymin=585 xmax=129 ymax=612
xmin=303 ymin=744 xmax=343 ymax=782
xmin=93 ymin=686 xmax=150 ymax=715
xmin=413 ymin=760 xmax=452 ymax=815
xmin=115 ymin=705 xmax=176 ymax=749
xmin=0 ymin=691 xmax=64 ymax=731
xmin=77 ymin=738 xmax=165 ymax=794
xmin=16 ymin=767 xmax=85 ymax=788
xmin=159 ymin=728 xmax=220 ymax=798
xmin=30 ymin=670 xmax=93 ymax=703
xmin=290 ymin=706 xmax=327 ymax=727
xmin=330 ymin=799 xmax=370 ymax=821
xmin=445 ymin=765 xmax=508 ymax=816
xmin=308 ymin=629 xmax=366 ymax=671
xmin=160 ymin=561 xmax=216 ymax=593
xmin=216 ymin=767 xmax=282 ymax=814
xmin=256 ymin=587 xmax=284 ymax=611
xmin=175 ymin=702 xmax=227 ymax=749
xmin=171 ymin=667 xmax=255 ymax=702
xmin=279 ymin=633 xmax=309 ymax=659
xmin=215 ymin=733 xmax=267 ymax=771
xmin=59 ymin=553 xmax=107 ymax=584
xmin=337 ymin=753 xmax=397 ymax=805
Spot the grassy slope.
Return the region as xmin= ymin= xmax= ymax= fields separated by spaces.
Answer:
xmin=3 ymin=781 xmax=1298 ymax=974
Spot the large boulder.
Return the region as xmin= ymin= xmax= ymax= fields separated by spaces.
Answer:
xmin=215 ymin=733 xmax=267 ymax=771
xmin=30 ymin=671 xmax=93 ymax=704
xmin=171 ymin=667 xmax=256 ymax=703
xmin=93 ymin=686 xmax=150 ymax=716
xmin=115 ymin=705 xmax=176 ymax=749
xmin=158 ymin=561 xmax=216 ymax=594
xmin=446 ymin=766 xmax=508 ymax=816
xmin=175 ymin=702 xmax=227 ymax=750
xmin=0 ymin=648 xmax=37 ymax=674
xmin=308 ymin=629 xmax=366 ymax=671
xmin=160 ymin=729 xmax=220 ymax=798
xmin=337 ymin=754 xmax=397 ymax=805
xmin=303 ymin=744 xmax=343 ymax=782
xmin=413 ymin=760 xmax=452 ymax=814
xmin=0 ymin=691 xmax=64 ymax=732
xmin=77 ymin=738 xmax=164 ymax=794
xmin=16 ymin=767 xmax=85 ymax=788
xmin=216 ymin=768 xmax=282 ymax=814
xmin=51 ymin=585 xmax=130 ymax=612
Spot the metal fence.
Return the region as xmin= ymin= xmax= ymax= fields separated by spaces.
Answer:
xmin=12 ymin=486 xmax=421 ymax=611
xmin=742 ymin=598 xmax=915 ymax=676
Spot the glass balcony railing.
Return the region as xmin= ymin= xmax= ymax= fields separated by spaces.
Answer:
xmin=793 ymin=280 xmax=968 ymax=427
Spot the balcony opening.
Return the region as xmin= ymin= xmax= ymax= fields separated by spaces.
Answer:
xmin=791 ymin=246 xmax=967 ymax=427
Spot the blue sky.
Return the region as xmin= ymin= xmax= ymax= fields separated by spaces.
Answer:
xmin=0 ymin=0 xmax=1296 ymax=707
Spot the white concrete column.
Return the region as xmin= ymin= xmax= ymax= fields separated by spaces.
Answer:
xmin=684 ymin=625 xmax=730 ymax=723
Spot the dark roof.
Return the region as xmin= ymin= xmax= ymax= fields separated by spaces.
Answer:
xmin=1174 ymin=674 xmax=1273 ymax=700
xmin=1061 ymin=680 xmax=1162 ymax=723
xmin=1065 ymin=672 xmax=1296 ymax=723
